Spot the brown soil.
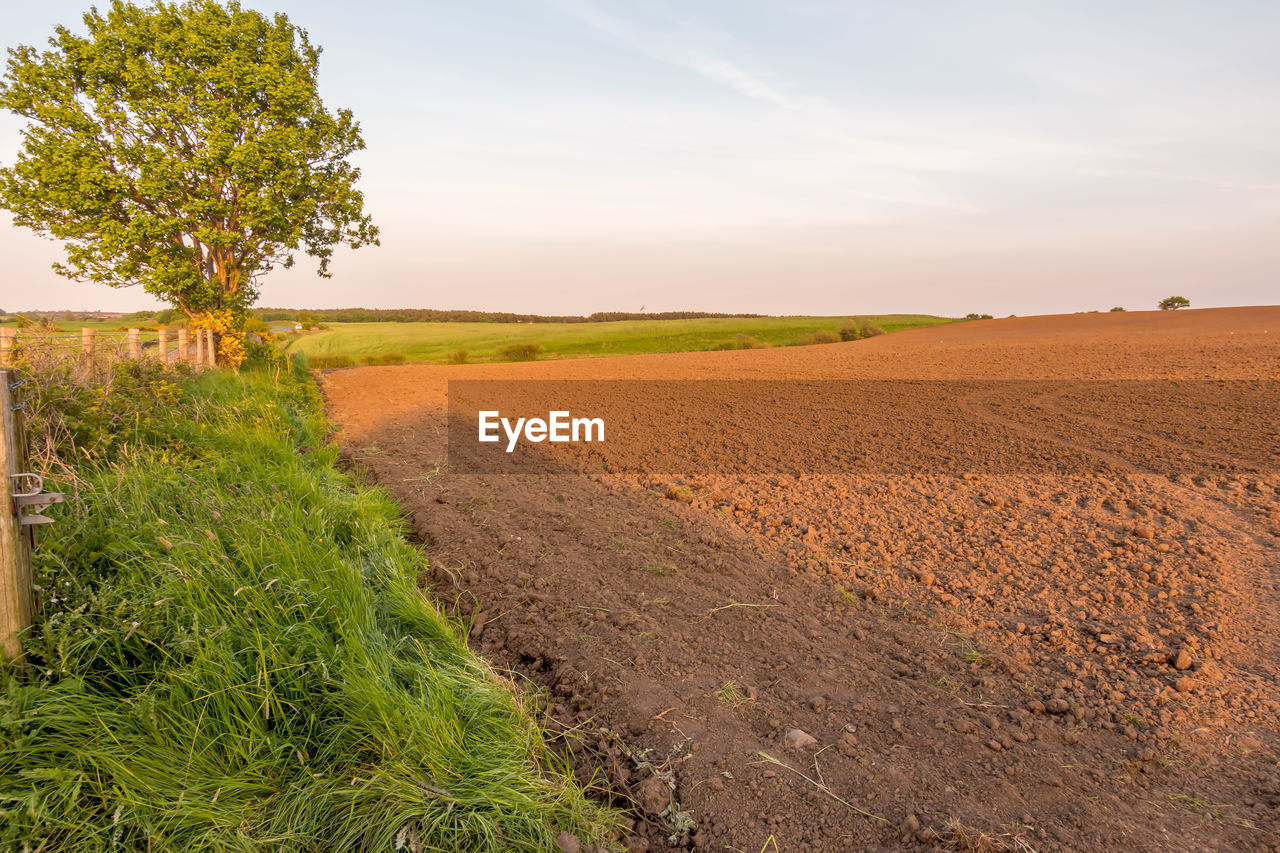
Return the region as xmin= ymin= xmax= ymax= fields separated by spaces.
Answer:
xmin=323 ymin=307 xmax=1280 ymax=852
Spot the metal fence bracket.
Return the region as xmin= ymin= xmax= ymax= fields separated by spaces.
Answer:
xmin=10 ymin=473 xmax=63 ymax=528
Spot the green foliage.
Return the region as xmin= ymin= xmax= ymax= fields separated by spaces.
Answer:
xmin=796 ymin=330 xmax=839 ymax=346
xmin=359 ymin=351 xmax=405 ymax=365
xmin=22 ymin=358 xmax=187 ymax=466
xmin=1110 ymin=306 xmax=1126 ymax=312
xmin=306 ymin=353 xmax=354 ymax=369
xmin=838 ymin=318 xmax=885 ymax=341
xmin=1 ymin=368 xmax=616 ymax=851
xmin=710 ymin=334 xmax=763 ymax=350
xmin=0 ymin=0 xmax=378 ymax=317
xmin=495 ymin=341 xmax=543 ymax=361
xmin=965 ymin=313 xmax=994 ymax=321
xmin=834 ymin=585 xmax=859 ymax=606
xmin=243 ymin=337 xmax=289 ymax=373
xmin=447 ymin=349 xmax=469 ymax=364
xmin=1158 ymin=295 xmax=1190 ymax=310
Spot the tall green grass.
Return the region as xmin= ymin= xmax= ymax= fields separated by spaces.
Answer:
xmin=0 ymin=366 xmax=615 ymax=851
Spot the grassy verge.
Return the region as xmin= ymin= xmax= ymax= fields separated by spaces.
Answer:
xmin=284 ymin=314 xmax=954 ymax=365
xmin=0 ymin=361 xmax=616 ymax=851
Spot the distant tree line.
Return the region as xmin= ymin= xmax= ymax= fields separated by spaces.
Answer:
xmin=4 ymin=307 xmax=768 ymax=326
xmin=248 ymin=308 xmax=765 ymax=324
xmin=2 ymin=308 xmax=186 ymax=320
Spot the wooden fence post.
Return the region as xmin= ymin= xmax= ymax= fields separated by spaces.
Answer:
xmin=157 ymin=329 xmax=169 ymax=363
xmin=0 ymin=369 xmax=32 ymax=661
xmin=206 ymin=330 xmax=217 ymax=367
xmin=0 ymin=329 xmax=14 ymax=367
xmin=194 ymin=329 xmax=204 ymax=366
xmin=177 ymin=329 xmax=189 ymax=362
xmin=127 ymin=327 xmax=141 ymax=360
xmin=81 ymin=328 xmax=95 ymax=361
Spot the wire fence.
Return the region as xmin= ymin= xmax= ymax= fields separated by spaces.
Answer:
xmin=0 ymin=327 xmax=218 ymax=374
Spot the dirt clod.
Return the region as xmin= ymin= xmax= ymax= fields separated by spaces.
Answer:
xmin=785 ymin=728 xmax=819 ymax=750
xmin=635 ymin=776 xmax=670 ymax=816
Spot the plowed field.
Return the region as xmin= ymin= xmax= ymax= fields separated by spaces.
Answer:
xmin=324 ymin=307 xmax=1280 ymax=852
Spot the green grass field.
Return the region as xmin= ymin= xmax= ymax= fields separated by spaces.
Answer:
xmin=284 ymin=315 xmax=954 ymax=364
xmin=2 ymin=362 xmax=616 ymax=851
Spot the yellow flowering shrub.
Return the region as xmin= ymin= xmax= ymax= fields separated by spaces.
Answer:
xmin=190 ymin=310 xmax=248 ymax=369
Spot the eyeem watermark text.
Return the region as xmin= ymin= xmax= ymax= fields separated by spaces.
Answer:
xmin=478 ymin=410 xmax=605 ymax=452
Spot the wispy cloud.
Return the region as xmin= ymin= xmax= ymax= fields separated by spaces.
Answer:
xmin=544 ymin=0 xmax=993 ymax=214
xmin=679 ymin=50 xmax=826 ymax=112
xmin=549 ymin=0 xmax=824 ymax=111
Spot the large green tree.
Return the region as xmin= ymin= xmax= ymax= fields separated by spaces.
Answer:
xmin=0 ymin=0 xmax=377 ymax=317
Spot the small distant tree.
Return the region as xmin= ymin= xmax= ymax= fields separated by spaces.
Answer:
xmin=0 ymin=0 xmax=378 ymax=327
xmin=965 ymin=313 xmax=994 ymax=321
xmin=1110 ymin=306 xmax=1126 ymax=312
xmin=1158 ymin=296 xmax=1190 ymax=310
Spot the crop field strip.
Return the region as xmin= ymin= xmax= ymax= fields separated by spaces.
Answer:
xmin=283 ymin=314 xmax=954 ymax=365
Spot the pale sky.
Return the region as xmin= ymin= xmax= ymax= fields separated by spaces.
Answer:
xmin=2 ymin=0 xmax=1278 ymax=316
